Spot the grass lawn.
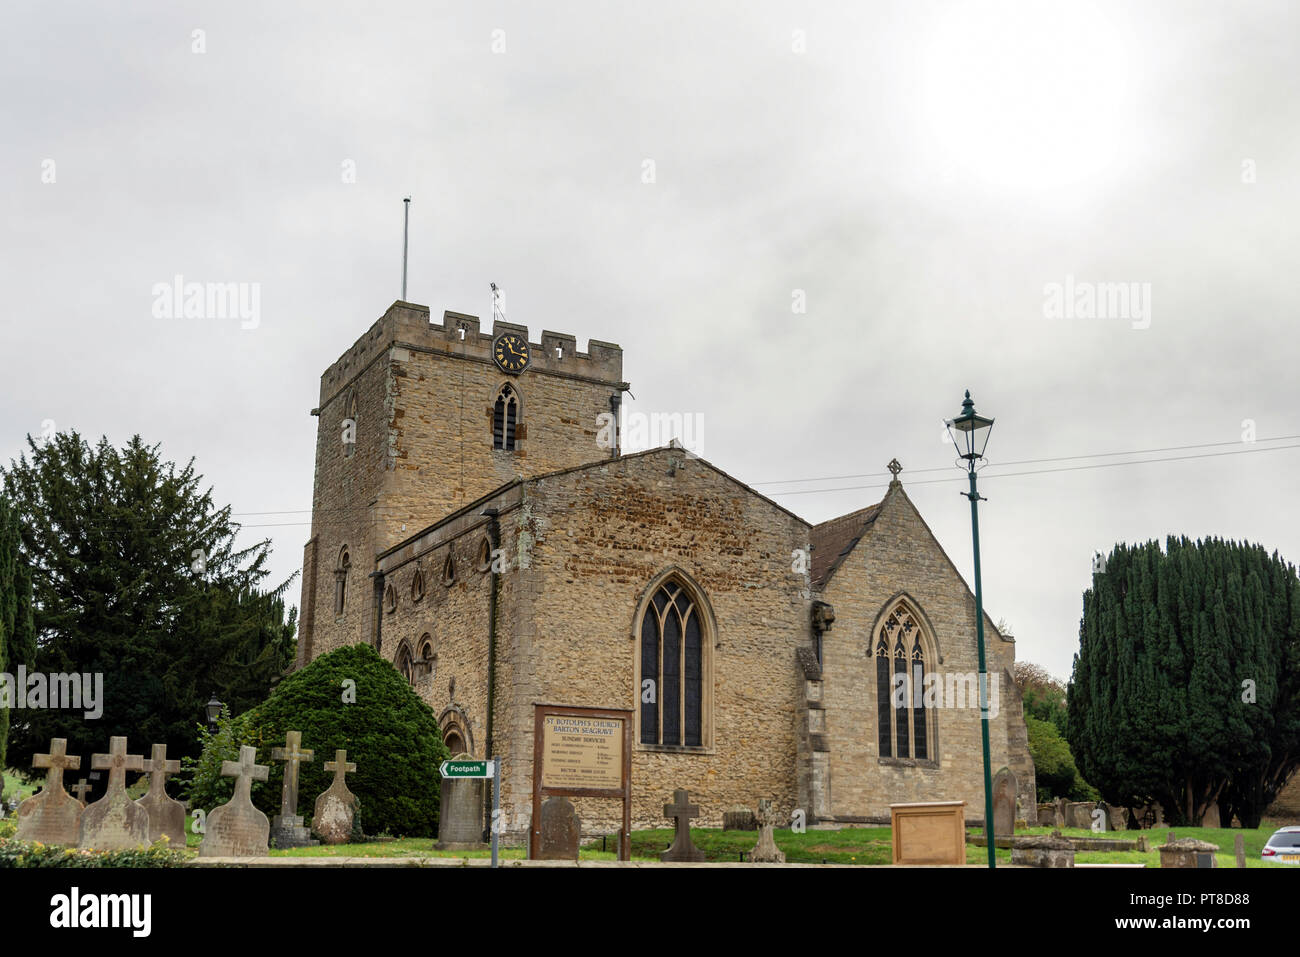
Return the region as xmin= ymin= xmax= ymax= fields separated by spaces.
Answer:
xmin=978 ymin=822 xmax=1293 ymax=868
xmin=2 ymin=769 xmax=37 ymax=804
xmin=148 ymin=814 xmax=1300 ymax=866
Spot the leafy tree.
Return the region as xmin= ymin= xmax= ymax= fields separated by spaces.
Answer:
xmin=1025 ymin=715 xmax=1096 ymax=801
xmin=0 ymin=431 xmax=296 ymax=774
xmin=185 ymin=645 xmax=448 ymax=837
xmin=1014 ymin=660 xmax=1068 ymax=735
xmin=1068 ymin=536 xmax=1300 ymax=827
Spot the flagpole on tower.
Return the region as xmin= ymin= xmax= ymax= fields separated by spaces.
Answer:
xmin=401 ymin=196 xmax=411 ymax=301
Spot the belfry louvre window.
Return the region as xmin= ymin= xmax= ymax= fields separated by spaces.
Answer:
xmin=874 ymin=603 xmax=931 ymax=761
xmin=493 ymin=385 xmax=518 ymax=451
xmin=640 ymin=580 xmax=702 ymax=747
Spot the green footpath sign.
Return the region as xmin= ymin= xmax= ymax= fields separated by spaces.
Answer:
xmin=440 ymin=759 xmax=494 ymax=779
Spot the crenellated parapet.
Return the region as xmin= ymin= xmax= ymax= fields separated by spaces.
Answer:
xmin=320 ymin=301 xmax=623 ymax=405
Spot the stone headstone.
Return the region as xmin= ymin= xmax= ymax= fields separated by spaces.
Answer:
xmin=200 ymin=745 xmax=271 ymax=857
xmin=1011 ymin=831 xmax=1075 ymax=868
xmin=991 ymin=767 xmax=1017 ymax=836
xmin=750 ymin=798 xmax=785 ymax=863
xmin=270 ymin=730 xmax=316 ymax=848
xmin=1202 ymin=800 xmax=1220 ymax=828
xmin=1053 ymin=797 xmax=1065 ymax=830
xmin=661 ymin=789 xmax=705 ymax=862
xmin=15 ymin=738 xmax=82 ymax=845
xmin=1153 ymin=804 xmax=1165 ymax=828
xmin=436 ymin=752 xmax=486 ymax=850
xmin=72 ymin=779 xmax=92 ymax=807
xmin=311 ymin=749 xmax=358 ymax=845
xmin=135 ymin=743 xmax=185 ymax=847
xmin=723 ymin=805 xmax=757 ymax=831
xmin=1107 ymin=804 xmax=1127 ymax=831
xmin=1234 ymin=833 xmax=1246 ymax=868
xmin=80 ymin=737 xmax=151 ymax=851
xmin=1137 ymin=834 xmax=1151 ymax=853
xmin=536 ymin=796 xmax=580 ymax=860
xmin=1068 ymin=801 xmax=1096 ymax=829
xmin=1159 ymin=837 xmax=1218 ymax=869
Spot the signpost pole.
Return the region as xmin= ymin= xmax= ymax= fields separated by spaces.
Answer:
xmin=491 ymin=756 xmax=501 ymax=869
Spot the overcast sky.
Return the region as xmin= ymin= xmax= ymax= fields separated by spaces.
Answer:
xmin=3 ymin=1 xmax=1297 ymax=681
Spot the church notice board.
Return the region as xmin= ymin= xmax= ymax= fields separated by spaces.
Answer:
xmin=890 ymin=801 xmax=966 ymax=865
xmin=530 ymin=704 xmax=632 ymax=861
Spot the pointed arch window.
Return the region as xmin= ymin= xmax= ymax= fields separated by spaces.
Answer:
xmin=874 ymin=602 xmax=933 ymax=762
xmin=395 ymin=642 xmax=414 ymax=685
xmin=493 ymin=384 xmax=519 ymax=451
xmin=411 ymin=568 xmax=425 ymax=602
xmin=639 ymin=579 xmax=704 ymax=747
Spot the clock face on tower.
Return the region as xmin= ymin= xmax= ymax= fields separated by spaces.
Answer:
xmin=493 ymin=332 xmax=530 ymax=374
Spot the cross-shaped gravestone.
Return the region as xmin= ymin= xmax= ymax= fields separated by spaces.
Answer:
xmin=200 ymin=745 xmax=271 ymax=858
xmin=312 ymin=750 xmax=359 ymax=845
xmin=72 ymin=779 xmax=92 ymax=807
xmin=271 ymin=731 xmax=314 ymax=819
xmin=750 ymin=798 xmax=785 ymax=864
xmin=35 ymin=738 xmax=80 ymax=793
xmin=135 ymin=743 xmax=186 ymax=846
xmin=92 ymin=736 xmax=145 ymax=788
xmin=81 ymin=736 xmax=151 ymax=850
xmin=270 ymin=730 xmax=317 ymax=848
xmin=324 ymin=750 xmax=356 ymax=783
xmin=660 ymin=789 xmax=706 ymax=862
xmin=16 ymin=738 xmax=83 ymax=845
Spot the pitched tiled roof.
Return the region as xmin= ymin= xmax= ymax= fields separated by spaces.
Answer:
xmin=809 ymin=502 xmax=882 ymax=590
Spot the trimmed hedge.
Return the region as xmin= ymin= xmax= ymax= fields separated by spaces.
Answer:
xmin=185 ymin=644 xmax=449 ymax=837
xmin=0 ymin=838 xmax=187 ymax=868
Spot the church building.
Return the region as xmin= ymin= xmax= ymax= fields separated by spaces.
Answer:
xmin=296 ymin=300 xmax=1037 ymax=837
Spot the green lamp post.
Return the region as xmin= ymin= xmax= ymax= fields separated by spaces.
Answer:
xmin=946 ymin=390 xmax=997 ymax=869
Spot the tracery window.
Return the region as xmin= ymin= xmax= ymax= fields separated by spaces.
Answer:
xmin=639 ymin=579 xmax=704 ymax=747
xmin=874 ymin=601 xmax=933 ymax=761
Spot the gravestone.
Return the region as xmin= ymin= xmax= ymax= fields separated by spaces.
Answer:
xmin=1159 ymin=837 xmax=1218 ymax=869
xmin=723 ymin=805 xmax=757 ymax=831
xmin=270 ymin=730 xmax=317 ymax=848
xmin=1234 ymin=833 xmax=1246 ymax=868
xmin=135 ymin=744 xmax=185 ymax=846
xmin=1011 ymin=831 xmax=1074 ymax=868
xmin=79 ymin=737 xmax=151 ymax=851
xmin=1202 ymin=801 xmax=1220 ymax=828
xmin=661 ymin=789 xmax=706 ymax=862
xmin=1068 ymin=801 xmax=1096 ymax=829
xmin=991 ymin=768 xmax=1017 ymax=836
xmin=72 ymin=779 xmax=92 ymax=807
xmin=536 ymin=795 xmax=580 ymax=860
xmin=436 ymin=752 xmax=486 ymax=850
xmin=1107 ymin=804 xmax=1126 ymax=831
xmin=750 ymin=798 xmax=785 ymax=863
xmin=1053 ymin=797 xmax=1065 ymax=830
xmin=200 ymin=745 xmax=270 ymax=857
xmin=311 ymin=749 xmax=358 ymax=845
xmin=15 ymin=738 xmax=82 ymax=845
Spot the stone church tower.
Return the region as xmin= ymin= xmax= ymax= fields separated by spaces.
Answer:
xmin=297 ymin=300 xmax=626 ymax=666
xmin=298 ymin=299 xmax=1037 ymax=836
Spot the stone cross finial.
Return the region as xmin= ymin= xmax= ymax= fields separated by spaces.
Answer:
xmin=33 ymin=738 xmax=81 ymax=794
xmin=271 ymin=731 xmax=314 ymax=819
xmin=324 ymin=749 xmax=356 ymax=786
xmin=91 ymin=737 xmax=144 ymax=790
xmin=221 ymin=744 xmax=270 ymax=802
xmin=143 ymin=743 xmax=180 ymax=790
xmin=887 ymin=458 xmax=902 ymax=479
xmin=72 ymin=779 xmax=92 ymax=807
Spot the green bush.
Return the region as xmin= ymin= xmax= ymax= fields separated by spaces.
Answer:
xmin=185 ymin=644 xmax=448 ymax=837
xmin=0 ymin=838 xmax=187 ymax=867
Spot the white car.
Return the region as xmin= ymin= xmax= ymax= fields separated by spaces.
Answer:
xmin=1261 ymin=826 xmax=1300 ymax=864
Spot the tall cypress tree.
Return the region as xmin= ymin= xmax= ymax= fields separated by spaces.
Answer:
xmin=1069 ymin=536 xmax=1300 ymax=826
xmin=0 ymin=494 xmax=36 ymax=773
